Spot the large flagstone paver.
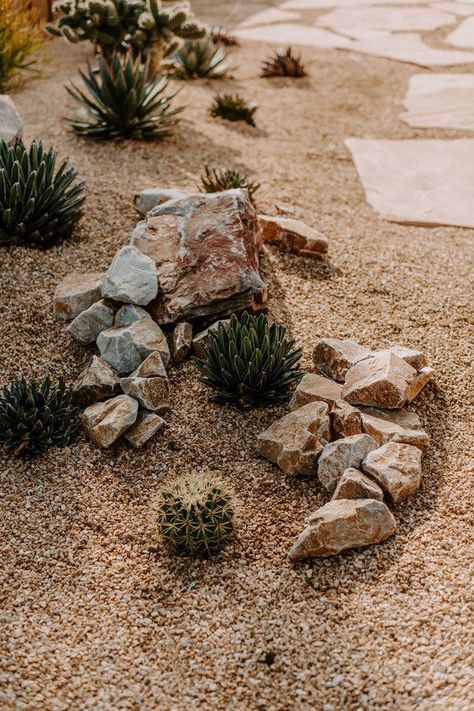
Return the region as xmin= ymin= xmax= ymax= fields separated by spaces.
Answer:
xmin=342 ymin=31 xmax=474 ymax=66
xmin=432 ymin=2 xmax=474 ymax=16
xmin=446 ymin=15 xmax=474 ymax=46
xmin=239 ymin=8 xmax=301 ymax=27
xmin=401 ymin=73 xmax=474 ymax=130
xmin=234 ymin=22 xmax=354 ymax=48
xmin=317 ymin=6 xmax=456 ymax=32
xmin=345 ymin=138 xmax=474 ymax=229
xmin=282 ymin=0 xmax=430 ymax=7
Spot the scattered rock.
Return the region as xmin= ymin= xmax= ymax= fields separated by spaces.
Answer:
xmin=53 ymin=272 xmax=103 ymax=321
xmin=318 ymin=433 xmax=379 ymax=493
xmin=134 ymin=351 xmax=168 ymax=379
xmin=289 ymin=373 xmax=342 ymax=410
xmin=72 ymin=356 xmax=120 ymax=407
xmin=97 ymin=319 xmax=170 ymax=375
xmin=359 ymin=407 xmax=430 ymax=451
xmin=82 ymin=394 xmax=138 ymax=448
xmin=66 ymin=299 xmax=115 ymax=345
xmin=257 ymin=214 xmax=329 ymax=258
xmin=332 ymin=467 xmax=384 ymax=502
xmin=342 ymin=351 xmax=417 ymax=409
xmin=134 ymin=187 xmax=193 ymax=216
xmin=102 ymin=246 xmax=158 ymax=306
xmin=313 ymin=338 xmax=371 ymax=382
xmin=114 ymin=304 xmax=152 ymax=327
xmin=257 ymin=401 xmax=330 ymax=475
xmin=405 ymin=366 xmax=435 ymax=402
xmin=172 ymin=322 xmax=193 ymax=363
xmin=330 ymin=399 xmax=362 ymax=438
xmin=289 ymin=499 xmax=396 ymax=560
xmin=193 ymin=319 xmax=231 ymax=359
xmin=362 ymin=442 xmax=423 ymax=503
xmin=124 ymin=411 xmax=168 ymax=447
xmin=120 ymin=372 xmax=170 ymax=413
xmin=378 ymin=345 xmax=427 ymax=371
xmin=0 ymin=95 xmax=22 ymax=143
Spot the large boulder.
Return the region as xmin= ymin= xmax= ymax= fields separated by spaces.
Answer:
xmin=342 ymin=351 xmax=417 ymax=409
xmin=101 ymin=246 xmax=158 ymax=306
xmin=359 ymin=407 xmax=430 ymax=451
xmin=82 ymin=395 xmax=138 ymax=448
xmin=72 ymin=355 xmax=120 ymax=407
xmin=257 ymin=214 xmax=328 ymax=258
xmin=313 ymin=338 xmax=371 ymax=382
xmin=53 ymin=272 xmax=103 ymax=321
xmin=317 ymin=433 xmax=379 ymax=493
xmin=289 ymin=373 xmax=342 ymax=410
xmin=0 ymin=95 xmax=22 ymax=143
xmin=362 ymin=442 xmax=423 ymax=503
xmin=66 ymin=299 xmax=115 ymax=345
xmin=97 ymin=319 xmax=170 ymax=375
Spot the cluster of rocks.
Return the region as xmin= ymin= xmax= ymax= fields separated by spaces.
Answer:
xmin=256 ymin=337 xmax=434 ymax=560
xmin=0 ymin=95 xmax=22 ymax=144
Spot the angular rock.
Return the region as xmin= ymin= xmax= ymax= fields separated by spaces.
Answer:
xmin=97 ymin=318 xmax=170 ymax=375
xmin=134 ymin=187 xmax=193 ymax=216
xmin=362 ymin=442 xmax=423 ymax=503
xmin=257 ymin=214 xmax=329 ymax=258
xmin=172 ymin=322 xmax=193 ymax=363
xmin=330 ymin=399 xmax=362 ymax=438
xmin=405 ymin=366 xmax=435 ymax=402
xmin=193 ymin=319 xmax=231 ymax=359
xmin=342 ymin=351 xmax=417 ymax=409
xmin=289 ymin=499 xmax=396 ymax=561
xmin=66 ymin=299 xmax=115 ymax=345
xmin=134 ymin=351 xmax=167 ymax=379
xmin=0 ymin=95 xmax=22 ymax=143
xmin=289 ymin=373 xmax=342 ymax=411
xmin=124 ymin=411 xmax=168 ymax=447
xmin=120 ymin=373 xmax=170 ymax=412
xmin=72 ymin=355 xmax=120 ymax=407
xmin=131 ymin=190 xmax=266 ymax=324
xmin=318 ymin=433 xmax=379 ymax=493
xmin=313 ymin=338 xmax=371 ymax=382
xmin=376 ymin=345 xmax=427 ymax=371
xmin=332 ymin=467 xmax=384 ymax=502
xmin=359 ymin=407 xmax=430 ymax=451
xmin=82 ymin=394 xmax=138 ymax=448
xmin=102 ymin=246 xmax=158 ymax=306
xmin=257 ymin=402 xmax=330 ymax=475
xmin=53 ymin=272 xmax=103 ymax=321
xmin=115 ymin=304 xmax=152 ymax=327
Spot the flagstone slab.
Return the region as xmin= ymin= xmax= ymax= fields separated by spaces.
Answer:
xmin=446 ymin=16 xmax=474 ymax=47
xmin=234 ymin=22 xmax=353 ymax=48
xmin=432 ymin=2 xmax=474 ymax=16
xmin=401 ymin=73 xmax=474 ymax=130
xmin=317 ymin=6 xmax=456 ymax=32
xmin=345 ymin=138 xmax=474 ymax=228
xmin=282 ymin=0 xmax=428 ymax=7
xmin=239 ymin=8 xmax=301 ymax=27
xmin=344 ymin=32 xmax=474 ymax=66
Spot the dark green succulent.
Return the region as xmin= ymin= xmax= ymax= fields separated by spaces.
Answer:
xmin=170 ymin=38 xmax=230 ymax=80
xmin=0 ymin=138 xmax=85 ymax=248
xmin=200 ymin=166 xmax=259 ymax=204
xmin=261 ymin=47 xmax=307 ymax=78
xmin=193 ymin=313 xmax=303 ymax=407
xmin=66 ymin=51 xmax=182 ymax=140
xmin=210 ymin=93 xmax=257 ymax=127
xmin=0 ymin=377 xmax=81 ymax=458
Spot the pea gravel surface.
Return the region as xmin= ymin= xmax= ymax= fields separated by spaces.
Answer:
xmin=1 ymin=23 xmax=473 ymax=711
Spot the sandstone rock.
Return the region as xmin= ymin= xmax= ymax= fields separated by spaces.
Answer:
xmin=193 ymin=319 xmax=231 ymax=359
xmin=134 ymin=351 xmax=167 ymax=379
xmin=72 ymin=356 xmax=120 ymax=407
xmin=66 ymin=299 xmax=114 ymax=344
xmin=318 ymin=433 xmax=379 ymax=493
xmin=131 ymin=190 xmax=266 ymax=324
xmin=134 ymin=187 xmax=193 ymax=216
xmin=124 ymin=411 xmax=168 ymax=447
xmin=257 ymin=402 xmax=330 ymax=475
xmin=82 ymin=394 xmax=138 ymax=448
xmin=97 ymin=319 xmax=170 ymax=375
xmin=289 ymin=373 xmax=342 ymax=411
xmin=342 ymin=351 xmax=417 ymax=409
xmin=102 ymin=246 xmax=158 ymax=306
xmin=53 ymin=272 xmax=103 ymax=321
xmin=405 ymin=366 xmax=435 ymax=402
xmin=257 ymin=214 xmax=328 ymax=258
xmin=114 ymin=304 xmax=152 ymax=327
xmin=332 ymin=467 xmax=384 ymax=502
xmin=313 ymin=338 xmax=371 ymax=382
xmin=362 ymin=442 xmax=423 ymax=503
xmin=377 ymin=345 xmax=427 ymax=371
xmin=330 ymin=399 xmax=362 ymax=438
xmin=359 ymin=407 xmax=430 ymax=451
xmin=289 ymin=499 xmax=396 ymax=560
xmin=120 ymin=373 xmax=170 ymax=412
xmin=0 ymin=95 xmax=22 ymax=143
xmin=172 ymin=322 xmax=193 ymax=363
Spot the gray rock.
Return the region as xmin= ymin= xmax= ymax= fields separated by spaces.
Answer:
xmin=332 ymin=468 xmax=384 ymax=502
xmin=72 ymin=355 xmax=120 ymax=408
xmin=172 ymin=322 xmax=193 ymax=363
xmin=289 ymin=373 xmax=342 ymax=411
xmin=102 ymin=246 xmax=158 ymax=306
xmin=0 ymin=95 xmax=22 ymax=143
xmin=114 ymin=304 xmax=152 ymax=327
xmin=318 ymin=433 xmax=379 ymax=493
xmin=124 ymin=411 xmax=168 ymax=447
xmin=82 ymin=394 xmax=138 ymax=448
xmin=53 ymin=272 xmax=103 ymax=321
xmin=97 ymin=318 xmax=170 ymax=375
xmin=313 ymin=338 xmax=372 ymax=382
xmin=134 ymin=187 xmax=193 ymax=216
xmin=66 ymin=299 xmax=115 ymax=344
xmin=193 ymin=319 xmax=231 ymax=360
xmin=362 ymin=442 xmax=423 ymax=503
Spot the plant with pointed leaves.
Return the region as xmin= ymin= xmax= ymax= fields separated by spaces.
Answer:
xmin=193 ymin=313 xmax=303 ymax=407
xmin=200 ymin=166 xmax=259 ymax=204
xmin=169 ymin=38 xmax=230 ymax=80
xmin=261 ymin=47 xmax=307 ymax=78
xmin=210 ymin=93 xmax=257 ymax=127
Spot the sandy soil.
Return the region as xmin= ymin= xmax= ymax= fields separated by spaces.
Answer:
xmin=1 ymin=18 xmax=473 ymax=711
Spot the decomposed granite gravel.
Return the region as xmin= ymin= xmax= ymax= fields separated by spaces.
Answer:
xmin=0 ymin=30 xmax=473 ymax=711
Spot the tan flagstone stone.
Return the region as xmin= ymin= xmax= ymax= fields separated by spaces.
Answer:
xmin=317 ymin=6 xmax=456 ymax=32
xmin=401 ymin=73 xmax=474 ymax=131
xmin=239 ymin=8 xmax=301 ymax=27
xmin=432 ymin=2 xmax=474 ymax=16
xmin=446 ymin=16 xmax=474 ymax=47
xmin=343 ymin=32 xmax=474 ymax=67
xmin=234 ymin=23 xmax=354 ymax=49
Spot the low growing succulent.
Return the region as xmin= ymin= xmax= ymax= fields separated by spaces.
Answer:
xmin=200 ymin=166 xmax=259 ymax=204
xmin=0 ymin=138 xmax=85 ymax=248
xmin=157 ymin=475 xmax=235 ymax=557
xmin=66 ymin=51 xmax=182 ymax=140
xmin=261 ymin=47 xmax=307 ymax=78
xmin=170 ymin=38 xmax=230 ymax=80
xmin=193 ymin=313 xmax=303 ymax=407
xmin=210 ymin=93 xmax=257 ymax=127
xmin=0 ymin=377 xmax=81 ymax=458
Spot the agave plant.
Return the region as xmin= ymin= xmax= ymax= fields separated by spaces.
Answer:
xmin=193 ymin=313 xmax=303 ymax=407
xmin=210 ymin=94 xmax=257 ymax=127
xmin=170 ymin=38 xmax=230 ymax=80
xmin=66 ymin=51 xmax=182 ymax=140
xmin=0 ymin=138 xmax=85 ymax=248
xmin=200 ymin=166 xmax=259 ymax=204
xmin=210 ymin=26 xmax=239 ymax=47
xmin=261 ymin=47 xmax=307 ymax=78
xmin=0 ymin=377 xmax=81 ymax=458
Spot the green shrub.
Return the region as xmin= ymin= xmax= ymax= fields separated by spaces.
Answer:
xmin=210 ymin=93 xmax=257 ymax=127
xmin=200 ymin=166 xmax=259 ymax=204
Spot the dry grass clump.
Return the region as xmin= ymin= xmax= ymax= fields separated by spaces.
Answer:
xmin=0 ymin=0 xmax=44 ymax=92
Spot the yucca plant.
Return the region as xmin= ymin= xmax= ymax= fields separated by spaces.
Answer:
xmin=0 ymin=0 xmax=43 ymax=92
xmin=170 ymin=38 xmax=229 ymax=80
xmin=210 ymin=94 xmax=257 ymax=127
xmin=200 ymin=166 xmax=259 ymax=204
xmin=66 ymin=51 xmax=182 ymax=140
xmin=210 ymin=26 xmax=239 ymax=48
xmin=261 ymin=47 xmax=307 ymax=79
xmin=193 ymin=313 xmax=303 ymax=407
xmin=0 ymin=138 xmax=85 ymax=248
xmin=157 ymin=475 xmax=235 ymax=557
xmin=0 ymin=377 xmax=81 ymax=458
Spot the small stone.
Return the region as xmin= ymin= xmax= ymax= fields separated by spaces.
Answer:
xmin=82 ymin=394 xmax=138 ymax=448
xmin=330 ymin=399 xmax=362 ymax=438
xmin=66 ymin=299 xmax=114 ymax=344
xmin=120 ymin=373 xmax=170 ymax=413
xmin=102 ymin=246 xmax=158 ymax=306
xmin=193 ymin=319 xmax=231 ymax=359
xmin=114 ymin=304 xmax=152 ymax=327
xmin=134 ymin=188 xmax=193 ymax=216
xmin=97 ymin=319 xmax=170 ymax=375
xmin=289 ymin=499 xmax=396 ymax=560
xmin=289 ymin=373 xmax=342 ymax=411
xmin=257 ymin=214 xmax=329 ymax=258
xmin=405 ymin=366 xmax=435 ymax=402
xmin=381 ymin=345 xmax=427 ymax=371
xmin=0 ymin=95 xmax=22 ymax=143
xmin=134 ymin=351 xmax=167 ymax=379
xmin=362 ymin=442 xmax=423 ymax=503
xmin=359 ymin=407 xmax=430 ymax=451
xmin=332 ymin=468 xmax=384 ymax=502
xmin=72 ymin=356 xmax=120 ymax=407
xmin=172 ymin=322 xmax=193 ymax=363
xmin=318 ymin=433 xmax=379 ymax=493
xmin=257 ymin=401 xmax=330 ymax=475
xmin=313 ymin=338 xmax=371 ymax=382
xmin=124 ymin=411 xmax=167 ymax=447
xmin=53 ymin=272 xmax=103 ymax=321
xmin=342 ymin=351 xmax=417 ymax=409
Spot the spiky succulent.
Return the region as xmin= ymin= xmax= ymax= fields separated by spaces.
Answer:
xmin=0 ymin=377 xmax=81 ymax=458
xmin=0 ymin=138 xmax=85 ymax=248
xmin=66 ymin=51 xmax=181 ymax=140
xmin=210 ymin=94 xmax=257 ymax=127
xmin=170 ymin=38 xmax=230 ymax=80
xmin=193 ymin=313 xmax=303 ymax=407
xmin=200 ymin=166 xmax=259 ymax=204
xmin=261 ymin=47 xmax=307 ymax=79
xmin=157 ymin=475 xmax=235 ymax=557
xmin=210 ymin=26 xmax=239 ymax=47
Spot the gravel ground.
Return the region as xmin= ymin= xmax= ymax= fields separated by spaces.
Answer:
xmin=1 ymin=21 xmax=473 ymax=711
